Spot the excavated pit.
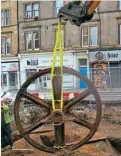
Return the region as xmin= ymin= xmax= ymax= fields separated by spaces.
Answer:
xmin=2 ymin=101 xmax=121 ymax=156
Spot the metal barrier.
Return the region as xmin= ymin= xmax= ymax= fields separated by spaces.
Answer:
xmin=1 ymin=67 xmax=121 ymax=99
xmin=89 ymin=67 xmax=121 ymax=90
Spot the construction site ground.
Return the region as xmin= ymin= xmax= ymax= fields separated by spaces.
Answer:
xmin=1 ymin=104 xmax=121 ymax=156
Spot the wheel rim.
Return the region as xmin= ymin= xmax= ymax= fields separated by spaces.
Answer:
xmin=14 ymin=67 xmax=102 ymax=153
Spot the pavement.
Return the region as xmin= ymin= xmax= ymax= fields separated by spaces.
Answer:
xmin=87 ymin=88 xmax=121 ymax=102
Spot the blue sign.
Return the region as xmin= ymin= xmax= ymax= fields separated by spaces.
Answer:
xmin=27 ymin=59 xmax=38 ymax=66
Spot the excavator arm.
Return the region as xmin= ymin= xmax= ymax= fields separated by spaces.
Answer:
xmin=58 ymin=0 xmax=101 ymax=26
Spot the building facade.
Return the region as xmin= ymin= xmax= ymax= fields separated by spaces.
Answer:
xmin=17 ymin=0 xmax=121 ymax=90
xmin=1 ymin=1 xmax=20 ymax=92
xmin=1 ymin=0 xmax=121 ymax=93
xmin=18 ymin=0 xmax=90 ymax=90
xmin=86 ymin=1 xmax=121 ymax=88
xmin=19 ymin=52 xmax=75 ymax=91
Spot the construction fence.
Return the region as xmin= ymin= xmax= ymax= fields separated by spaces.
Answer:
xmin=1 ymin=67 xmax=121 ymax=94
xmin=89 ymin=67 xmax=121 ymax=89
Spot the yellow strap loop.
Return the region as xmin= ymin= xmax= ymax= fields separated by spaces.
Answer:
xmin=54 ymin=145 xmax=66 ymax=149
xmin=51 ymin=19 xmax=64 ymax=111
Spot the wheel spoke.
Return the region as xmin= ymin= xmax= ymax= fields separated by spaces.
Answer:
xmin=20 ymin=92 xmax=50 ymax=109
xmin=23 ymin=113 xmax=49 ymax=134
xmin=73 ymin=117 xmax=93 ymax=129
xmin=23 ymin=120 xmax=43 ymax=134
xmin=65 ymin=89 xmax=91 ymax=110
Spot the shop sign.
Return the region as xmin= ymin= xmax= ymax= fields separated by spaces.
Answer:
xmin=1 ymin=62 xmax=19 ymax=72
xmin=90 ymin=50 xmax=121 ymax=62
xmin=38 ymin=56 xmax=73 ymax=66
xmin=108 ymin=53 xmax=118 ymax=58
xmin=95 ymin=52 xmax=103 ymax=60
xmin=26 ymin=58 xmax=72 ymax=66
xmin=21 ymin=54 xmax=74 ymax=68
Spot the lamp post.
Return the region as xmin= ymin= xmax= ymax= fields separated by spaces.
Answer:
xmin=107 ymin=50 xmax=112 ymax=91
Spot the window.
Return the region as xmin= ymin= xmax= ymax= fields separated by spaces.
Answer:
xmin=1 ymin=38 xmax=11 ymax=55
xmin=41 ymin=74 xmax=51 ymax=88
xmin=26 ymin=32 xmax=32 ymax=50
xmin=90 ymin=26 xmax=97 ymax=46
xmin=56 ymin=0 xmax=63 ymax=14
xmin=25 ymin=32 xmax=39 ymax=50
xmin=5 ymin=10 xmax=10 ymax=25
xmin=33 ymin=32 xmax=39 ymax=49
xmin=26 ymin=69 xmax=36 ymax=84
xmin=82 ymin=26 xmax=98 ymax=47
xmin=79 ymin=59 xmax=87 ymax=66
xmin=119 ymin=0 xmax=121 ymax=10
xmin=33 ymin=3 xmax=39 ymax=16
xmin=6 ymin=38 xmax=11 ymax=54
xmin=1 ymin=73 xmax=7 ymax=87
xmin=1 ymin=11 xmax=4 ymax=26
xmin=26 ymin=4 xmax=32 ymax=18
xmin=25 ymin=3 xmax=39 ymax=19
xmin=1 ymin=9 xmax=10 ymax=26
xmin=82 ymin=27 xmax=89 ymax=47
xmin=1 ymin=38 xmax=5 ymax=54
xmin=120 ymin=25 xmax=121 ymax=44
xmin=9 ymin=72 xmax=18 ymax=89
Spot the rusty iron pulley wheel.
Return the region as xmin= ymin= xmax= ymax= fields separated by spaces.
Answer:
xmin=14 ymin=67 xmax=102 ymax=153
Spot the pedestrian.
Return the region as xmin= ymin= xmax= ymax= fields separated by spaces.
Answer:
xmin=1 ymin=99 xmax=15 ymax=152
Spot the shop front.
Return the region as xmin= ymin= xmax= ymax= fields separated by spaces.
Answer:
xmin=19 ymin=52 xmax=75 ymax=92
xmin=89 ymin=50 xmax=121 ymax=88
xmin=74 ymin=51 xmax=89 ymax=89
xmin=1 ymin=58 xmax=20 ymax=92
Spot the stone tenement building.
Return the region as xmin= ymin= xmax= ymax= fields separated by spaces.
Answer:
xmin=18 ymin=1 xmax=121 ymax=89
xmin=1 ymin=1 xmax=19 ymax=92
xmin=1 ymin=1 xmax=18 ymax=56
xmin=18 ymin=1 xmax=121 ymax=52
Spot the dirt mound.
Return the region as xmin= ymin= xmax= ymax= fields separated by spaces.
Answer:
xmin=2 ymin=103 xmax=121 ymax=156
xmin=102 ymin=105 xmax=121 ymax=125
xmin=55 ymin=149 xmax=88 ymax=156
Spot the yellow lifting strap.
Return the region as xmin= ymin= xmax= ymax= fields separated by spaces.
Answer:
xmin=51 ymin=18 xmax=63 ymax=111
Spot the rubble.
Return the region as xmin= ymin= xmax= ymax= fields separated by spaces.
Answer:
xmin=55 ymin=149 xmax=88 ymax=156
xmin=2 ymin=101 xmax=121 ymax=156
xmin=102 ymin=105 xmax=121 ymax=125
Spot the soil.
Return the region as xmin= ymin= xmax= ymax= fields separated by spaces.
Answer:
xmin=1 ymin=104 xmax=121 ymax=156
